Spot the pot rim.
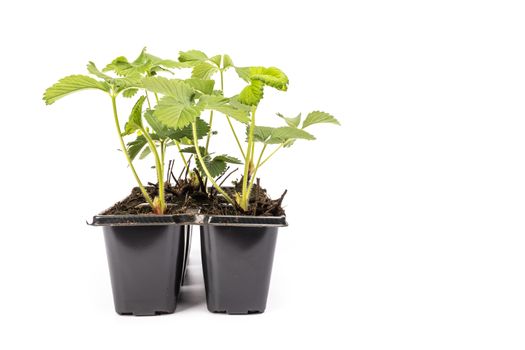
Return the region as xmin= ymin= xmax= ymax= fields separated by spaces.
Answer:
xmin=198 ymin=214 xmax=287 ymax=227
xmin=88 ymin=214 xmax=196 ymax=226
xmin=88 ymin=213 xmax=287 ymax=227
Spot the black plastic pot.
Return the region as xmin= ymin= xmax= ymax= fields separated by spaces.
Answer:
xmin=200 ymin=215 xmax=287 ymax=314
xmin=90 ymin=215 xmax=192 ymax=316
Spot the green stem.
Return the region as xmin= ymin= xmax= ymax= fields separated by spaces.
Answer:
xmin=192 ymin=122 xmax=235 ymax=206
xmin=259 ymin=143 xmax=284 ymax=167
xmin=250 ymin=138 xmax=255 ymax=163
xmin=175 ymin=140 xmax=190 ymax=172
xmin=205 ymin=110 xmax=214 ymax=153
xmin=141 ymin=127 xmax=166 ymax=214
xmin=219 ymin=69 xmax=245 ymax=159
xmin=204 ymin=69 xmax=224 ymax=155
xmin=110 ymin=95 xmax=154 ymax=208
xmin=226 ymin=116 xmax=246 ymax=159
xmin=145 ymin=91 xmax=152 ymax=109
xmin=246 ymin=143 xmax=267 ymax=199
xmin=160 ymin=140 xmax=166 ymax=166
xmin=241 ymin=106 xmax=257 ymax=210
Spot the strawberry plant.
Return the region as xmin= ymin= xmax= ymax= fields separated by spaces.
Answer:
xmin=155 ymin=50 xmax=340 ymax=211
xmin=43 ymin=48 xmax=222 ymax=214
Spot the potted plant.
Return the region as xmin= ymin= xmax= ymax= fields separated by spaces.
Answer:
xmin=42 ymin=48 xmax=232 ymax=315
xmin=142 ymin=50 xmax=340 ymax=314
xmin=44 ymin=48 xmax=339 ymax=316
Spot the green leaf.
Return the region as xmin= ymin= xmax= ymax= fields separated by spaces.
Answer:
xmin=213 ymin=105 xmax=250 ymax=123
xmin=180 ymin=148 xmax=238 ymax=177
xmin=87 ymin=61 xmax=112 ymax=80
xmin=43 ymin=75 xmax=109 ymax=105
xmin=238 ymin=80 xmax=264 ymax=106
xmin=145 ymin=78 xmax=201 ymax=129
xmin=184 ymin=78 xmax=215 ymax=95
xmin=178 ymin=50 xmax=208 ymax=62
xmin=132 ymin=47 xmax=149 ymax=66
xmin=122 ymin=96 xmax=146 ymax=136
xmin=104 ymin=48 xmax=181 ymax=78
xmin=277 ymin=112 xmax=301 ymax=128
xmin=139 ymin=146 xmax=152 ymax=159
xmin=168 ymin=118 xmax=210 ymax=141
xmin=180 ymin=146 xmax=207 ymax=155
xmin=127 ymin=135 xmax=147 ymax=161
xmin=196 ymin=155 xmax=227 ymax=178
xmin=251 ymin=125 xmax=315 ymax=144
xmin=229 ymin=95 xmax=254 ymax=112
xmin=144 ymin=109 xmax=170 ymax=139
xmin=302 ymin=111 xmax=340 ymax=128
xmin=103 ymin=56 xmax=142 ymax=77
xmin=154 ymin=96 xmax=203 ymax=129
xmin=272 ymin=126 xmax=315 ymax=141
xmin=197 ymin=94 xmax=228 ymax=110
xmin=86 ymin=60 xmax=142 ymax=94
xmin=252 ymin=126 xmax=277 ymax=143
xmin=112 ymin=75 xmax=143 ymax=94
xmin=143 ymin=77 xmax=202 ymax=129
xmin=142 ymin=77 xmax=196 ymax=100
xmin=214 ymin=155 xmax=243 ymax=164
xmin=198 ymin=95 xmax=250 ymax=123
xmin=122 ymin=88 xmax=138 ymax=98
xmin=235 ymin=67 xmax=251 ymax=82
xmin=251 ymin=67 xmax=289 ymax=91
xmin=144 ymin=53 xmax=193 ymax=69
xmin=223 ymin=55 xmax=233 ymax=70
xmin=191 ymin=62 xmax=218 ymax=79
xmin=210 ymin=55 xmax=222 ymax=67
xmin=148 ymin=66 xmax=174 ymax=76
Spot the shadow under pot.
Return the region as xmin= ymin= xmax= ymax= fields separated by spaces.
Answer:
xmin=91 ymin=215 xmax=188 ymax=316
xmin=200 ymin=215 xmax=287 ymax=315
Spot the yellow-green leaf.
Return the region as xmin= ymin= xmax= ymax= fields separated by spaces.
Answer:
xmin=43 ymin=75 xmax=109 ymax=105
xmin=302 ymin=111 xmax=340 ymax=128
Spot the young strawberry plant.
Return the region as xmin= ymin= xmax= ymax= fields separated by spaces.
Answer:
xmin=160 ymin=51 xmax=340 ymax=212
xmin=43 ymin=48 xmax=214 ymax=214
xmin=138 ymin=50 xmax=252 ymax=205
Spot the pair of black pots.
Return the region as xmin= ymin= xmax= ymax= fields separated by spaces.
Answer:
xmin=91 ymin=214 xmax=287 ymax=316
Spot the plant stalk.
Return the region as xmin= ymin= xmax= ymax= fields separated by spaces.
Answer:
xmin=192 ymin=121 xmax=235 ymax=206
xmin=145 ymin=91 xmax=152 ymax=109
xmin=141 ymin=128 xmax=166 ymax=214
xmin=226 ymin=116 xmax=246 ymax=159
xmin=110 ymin=95 xmax=154 ymax=208
xmin=259 ymin=143 xmax=284 ymax=167
xmin=246 ymin=143 xmax=267 ymax=198
xmin=205 ymin=110 xmax=214 ymax=153
xmin=241 ymin=106 xmax=257 ymax=210
xmin=175 ymin=140 xmax=190 ymax=172
xmin=204 ymin=68 xmax=225 ymax=155
xmin=160 ymin=140 xmax=166 ymax=166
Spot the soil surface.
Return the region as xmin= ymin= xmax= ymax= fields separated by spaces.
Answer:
xmin=101 ymin=179 xmax=286 ymax=216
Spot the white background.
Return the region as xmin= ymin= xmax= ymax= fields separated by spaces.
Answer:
xmin=1 ymin=0 xmax=524 ymax=349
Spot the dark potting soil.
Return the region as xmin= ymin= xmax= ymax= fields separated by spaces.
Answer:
xmin=101 ymin=180 xmax=286 ymax=217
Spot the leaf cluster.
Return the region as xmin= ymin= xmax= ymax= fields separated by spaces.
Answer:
xmin=43 ymin=48 xmax=340 ymax=213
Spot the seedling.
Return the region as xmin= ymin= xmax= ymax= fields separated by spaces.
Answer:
xmin=43 ymin=48 xmax=219 ymax=214
xmin=142 ymin=50 xmax=340 ymax=211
